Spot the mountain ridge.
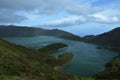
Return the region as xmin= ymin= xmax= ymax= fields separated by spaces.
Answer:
xmin=83 ymin=27 xmax=120 ymax=47
xmin=82 ymin=27 xmax=120 ymax=79
xmin=0 ymin=25 xmax=82 ymax=41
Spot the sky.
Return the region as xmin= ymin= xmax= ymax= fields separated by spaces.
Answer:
xmin=0 ymin=0 xmax=120 ymax=36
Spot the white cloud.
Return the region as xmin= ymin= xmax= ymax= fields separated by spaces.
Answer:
xmin=0 ymin=0 xmax=103 ymax=23
xmin=92 ymin=14 xmax=109 ymax=22
xmin=66 ymin=3 xmax=102 ymax=15
xmin=97 ymin=9 xmax=120 ymax=16
xmin=23 ymin=12 xmax=39 ymax=21
xmin=43 ymin=16 xmax=87 ymax=27
xmin=41 ymin=14 xmax=119 ymax=27
xmin=112 ymin=17 xmax=119 ymax=23
xmin=0 ymin=0 xmax=102 ymax=15
xmin=91 ymin=14 xmax=120 ymax=24
xmin=0 ymin=0 xmax=119 ymax=25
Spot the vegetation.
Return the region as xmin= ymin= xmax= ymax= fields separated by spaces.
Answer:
xmin=83 ymin=27 xmax=120 ymax=79
xmin=0 ymin=39 xmax=75 ymax=80
xmin=0 ymin=39 xmax=98 ymax=80
xmin=1 ymin=26 xmax=120 ymax=80
xmin=95 ymin=51 xmax=120 ymax=80
xmin=82 ymin=27 xmax=120 ymax=79
xmin=83 ymin=35 xmax=95 ymax=42
xmin=83 ymin=27 xmax=120 ymax=47
xmin=0 ymin=25 xmax=82 ymax=41
xmin=80 ymin=77 xmax=95 ymax=80
xmin=57 ymin=53 xmax=73 ymax=66
xmin=0 ymin=75 xmax=23 ymax=80
xmin=38 ymin=43 xmax=68 ymax=54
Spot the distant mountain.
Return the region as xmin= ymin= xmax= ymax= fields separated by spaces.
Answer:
xmin=83 ymin=27 xmax=120 ymax=47
xmin=0 ymin=25 xmax=82 ymax=41
xmin=83 ymin=35 xmax=96 ymax=41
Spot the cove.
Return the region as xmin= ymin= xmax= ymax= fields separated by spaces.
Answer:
xmin=3 ymin=36 xmax=118 ymax=77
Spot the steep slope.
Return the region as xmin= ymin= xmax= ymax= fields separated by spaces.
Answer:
xmin=95 ymin=50 xmax=120 ymax=80
xmin=0 ymin=25 xmax=82 ymax=41
xmin=83 ymin=27 xmax=120 ymax=47
xmin=0 ymin=39 xmax=74 ymax=80
xmin=45 ymin=29 xmax=82 ymax=41
xmin=82 ymin=27 xmax=120 ymax=79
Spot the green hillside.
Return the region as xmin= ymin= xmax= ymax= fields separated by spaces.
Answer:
xmin=0 ymin=25 xmax=82 ymax=41
xmin=95 ymin=50 xmax=120 ymax=80
xmin=0 ymin=39 xmax=74 ymax=80
xmin=38 ymin=43 xmax=68 ymax=54
xmin=83 ymin=27 xmax=120 ymax=79
xmin=83 ymin=27 xmax=120 ymax=47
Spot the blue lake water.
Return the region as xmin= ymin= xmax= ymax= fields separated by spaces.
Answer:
xmin=3 ymin=36 xmax=118 ymax=77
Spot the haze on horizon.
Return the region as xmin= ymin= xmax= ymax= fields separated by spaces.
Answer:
xmin=0 ymin=0 xmax=120 ymax=36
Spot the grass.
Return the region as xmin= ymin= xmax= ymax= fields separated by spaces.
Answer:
xmin=0 ymin=75 xmax=23 ymax=80
xmin=0 ymin=39 xmax=74 ymax=80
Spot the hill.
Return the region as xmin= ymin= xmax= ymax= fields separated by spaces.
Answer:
xmin=0 ymin=39 xmax=74 ymax=80
xmin=82 ymin=27 xmax=120 ymax=79
xmin=0 ymin=25 xmax=82 ymax=41
xmin=83 ymin=35 xmax=95 ymax=42
xmin=83 ymin=27 xmax=120 ymax=47
xmin=95 ymin=50 xmax=120 ymax=79
xmin=38 ymin=43 xmax=68 ymax=54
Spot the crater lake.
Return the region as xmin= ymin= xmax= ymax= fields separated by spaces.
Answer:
xmin=3 ymin=36 xmax=118 ymax=77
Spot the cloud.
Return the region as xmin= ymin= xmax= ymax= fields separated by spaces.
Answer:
xmin=0 ymin=0 xmax=102 ymax=14
xmin=0 ymin=0 xmax=66 ymax=14
xmin=0 ymin=0 xmax=61 ymax=23
xmin=90 ymin=14 xmax=120 ymax=24
xmin=0 ymin=0 xmax=102 ymax=23
xmin=67 ymin=3 xmax=102 ymax=15
xmin=0 ymin=9 xmax=27 ymax=23
xmin=42 ymin=16 xmax=87 ymax=27
xmin=0 ymin=0 xmax=119 ymax=25
xmin=41 ymin=14 xmax=119 ymax=27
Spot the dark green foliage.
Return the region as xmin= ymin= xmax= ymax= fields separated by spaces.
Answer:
xmin=0 ymin=75 xmax=23 ymax=80
xmin=38 ymin=43 xmax=68 ymax=54
xmin=95 ymin=50 xmax=120 ymax=80
xmin=0 ymin=25 xmax=82 ymax=41
xmin=0 ymin=39 xmax=75 ymax=80
xmin=57 ymin=53 xmax=73 ymax=66
xmin=83 ymin=27 xmax=120 ymax=47
xmin=83 ymin=35 xmax=95 ymax=42
xmin=82 ymin=27 xmax=120 ymax=79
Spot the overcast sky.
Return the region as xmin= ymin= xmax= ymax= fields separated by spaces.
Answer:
xmin=0 ymin=0 xmax=120 ymax=36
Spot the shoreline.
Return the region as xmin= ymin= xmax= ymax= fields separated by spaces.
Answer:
xmin=54 ymin=54 xmax=73 ymax=71
xmin=58 ymin=46 xmax=68 ymax=51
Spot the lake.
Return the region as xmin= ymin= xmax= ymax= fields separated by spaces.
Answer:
xmin=3 ymin=36 xmax=118 ymax=77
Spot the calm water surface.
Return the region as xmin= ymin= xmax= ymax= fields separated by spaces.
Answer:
xmin=3 ymin=36 xmax=118 ymax=77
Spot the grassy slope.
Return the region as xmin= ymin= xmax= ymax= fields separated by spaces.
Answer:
xmin=0 ymin=39 xmax=75 ymax=80
xmin=0 ymin=39 xmax=96 ymax=80
xmin=95 ymin=50 xmax=120 ymax=80
xmin=82 ymin=27 xmax=120 ymax=79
